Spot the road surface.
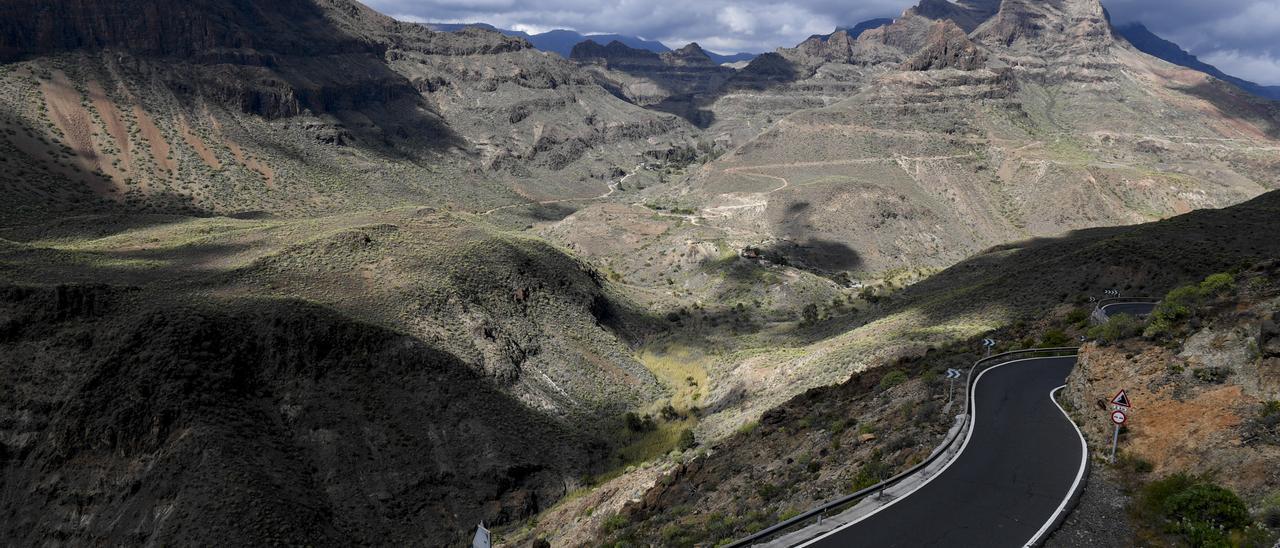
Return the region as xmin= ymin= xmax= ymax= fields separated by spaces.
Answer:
xmin=1099 ymin=302 xmax=1157 ymax=319
xmin=800 ymin=356 xmax=1085 ymax=547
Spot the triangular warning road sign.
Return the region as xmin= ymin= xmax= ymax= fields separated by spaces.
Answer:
xmin=1111 ymin=390 xmax=1131 ymax=408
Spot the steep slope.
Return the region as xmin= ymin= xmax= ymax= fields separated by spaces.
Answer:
xmin=0 ymin=0 xmax=695 ymax=224
xmin=0 ymin=207 xmax=674 ymax=545
xmin=427 ymin=23 xmax=757 ymax=64
xmin=666 ymin=0 xmax=1279 ymax=277
xmin=807 ymin=18 xmax=896 ymax=42
xmin=521 ymin=189 xmax=1280 ymax=547
xmin=571 ymin=40 xmax=737 ymax=127
xmin=1115 ymin=22 xmax=1280 ymax=101
xmin=0 ymin=286 xmax=608 ymax=546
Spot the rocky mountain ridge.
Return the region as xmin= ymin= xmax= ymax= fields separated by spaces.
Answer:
xmin=652 ymin=0 xmax=1278 ymax=278
xmin=0 ymin=0 xmax=698 ymax=223
xmin=1115 ymin=22 xmax=1280 ymax=101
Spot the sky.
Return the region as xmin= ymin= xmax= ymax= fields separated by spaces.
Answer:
xmin=365 ymin=0 xmax=1280 ymax=85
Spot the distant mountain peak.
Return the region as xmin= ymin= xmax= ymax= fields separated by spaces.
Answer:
xmin=664 ymin=42 xmax=717 ymax=66
xmin=808 ymin=18 xmax=894 ymax=43
xmin=1115 ymin=22 xmax=1280 ymax=100
xmin=569 ymin=39 xmax=662 ymax=65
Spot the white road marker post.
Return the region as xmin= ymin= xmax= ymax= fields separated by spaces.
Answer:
xmin=945 ymin=368 xmax=962 ymax=403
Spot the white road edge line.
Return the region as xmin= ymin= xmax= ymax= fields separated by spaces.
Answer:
xmin=794 ymin=356 xmax=1071 ymax=548
xmin=1026 ymin=385 xmax=1090 ymax=547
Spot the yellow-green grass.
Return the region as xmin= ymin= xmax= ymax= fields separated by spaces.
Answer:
xmin=637 ymin=344 xmax=711 ymax=411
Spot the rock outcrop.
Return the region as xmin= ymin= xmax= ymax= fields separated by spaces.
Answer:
xmin=902 ymin=20 xmax=986 ymax=71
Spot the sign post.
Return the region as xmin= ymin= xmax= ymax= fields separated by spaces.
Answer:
xmin=1108 ymin=389 xmax=1131 ymax=463
xmin=945 ymin=368 xmax=962 ymax=403
xmin=982 ymin=338 xmax=996 ymax=357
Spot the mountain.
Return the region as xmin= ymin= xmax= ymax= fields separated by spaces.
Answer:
xmin=425 ymin=22 xmax=756 ymax=65
xmin=658 ymin=0 xmax=1280 ymax=278
xmin=1114 ymin=22 xmax=1280 ymax=101
xmin=579 ymin=185 xmax=1280 ymax=547
xmin=0 ymin=0 xmax=698 ymax=224
xmin=0 ymin=0 xmax=701 ymax=543
xmin=4 ymin=0 xmax=1280 ymax=546
xmin=807 ymin=17 xmax=896 ymax=42
xmin=571 ymin=40 xmax=736 ymax=118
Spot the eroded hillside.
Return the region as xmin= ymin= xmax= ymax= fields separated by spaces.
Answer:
xmin=2 ymin=0 xmax=1280 ymax=545
xmin=568 ymin=0 xmax=1280 ymax=278
xmin=0 ymin=0 xmax=696 ymax=224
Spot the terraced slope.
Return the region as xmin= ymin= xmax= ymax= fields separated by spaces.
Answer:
xmin=0 ymin=0 xmax=696 ymax=224
xmin=649 ymin=0 xmax=1280 ymax=276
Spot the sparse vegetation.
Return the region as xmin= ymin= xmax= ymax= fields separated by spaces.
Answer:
xmin=877 ymin=370 xmax=909 ymax=391
xmin=1145 ymin=272 xmax=1237 ymax=339
xmin=1089 ymin=313 xmax=1144 ymax=343
xmin=1132 ymin=474 xmax=1262 ymax=548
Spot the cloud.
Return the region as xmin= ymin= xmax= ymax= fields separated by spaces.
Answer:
xmin=1104 ymin=0 xmax=1280 ymax=84
xmin=1200 ymin=50 xmax=1280 ymax=86
xmin=363 ymin=0 xmax=1280 ymax=84
xmin=363 ymin=0 xmax=911 ymax=53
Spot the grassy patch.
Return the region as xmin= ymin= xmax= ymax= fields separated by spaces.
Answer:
xmin=615 ymin=417 xmax=696 ymax=466
xmin=637 ymin=344 xmax=711 ymax=411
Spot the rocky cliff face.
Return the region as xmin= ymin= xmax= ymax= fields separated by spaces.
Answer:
xmin=571 ymin=39 xmax=735 ymax=114
xmin=1064 ymin=263 xmax=1280 ymax=504
xmin=902 ymin=20 xmax=986 ymax=71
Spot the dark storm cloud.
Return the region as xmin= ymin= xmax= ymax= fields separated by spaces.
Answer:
xmin=365 ymin=0 xmax=912 ymax=53
xmin=1105 ymin=0 xmax=1280 ymax=84
xmin=364 ymin=0 xmax=1280 ymax=84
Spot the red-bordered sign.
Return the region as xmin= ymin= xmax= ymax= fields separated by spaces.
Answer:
xmin=1111 ymin=410 xmax=1128 ymax=425
xmin=1111 ymin=389 xmax=1131 ymax=408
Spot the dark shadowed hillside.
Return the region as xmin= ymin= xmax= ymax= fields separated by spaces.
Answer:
xmin=0 ymin=286 xmax=607 ymax=546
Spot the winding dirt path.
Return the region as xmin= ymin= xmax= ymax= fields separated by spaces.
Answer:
xmin=480 ymin=163 xmax=643 ymax=216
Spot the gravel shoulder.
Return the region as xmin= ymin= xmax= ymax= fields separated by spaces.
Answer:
xmin=1044 ymin=464 xmax=1135 ymax=547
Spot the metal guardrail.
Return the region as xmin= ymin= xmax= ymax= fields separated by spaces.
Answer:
xmin=1091 ymin=297 xmax=1160 ymax=324
xmin=725 ymin=346 xmax=1081 ymax=548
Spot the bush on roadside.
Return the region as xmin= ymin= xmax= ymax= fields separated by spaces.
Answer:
xmin=877 ymin=370 xmax=908 ymax=391
xmin=1145 ymin=272 xmax=1237 ymax=338
xmin=1088 ymin=313 xmax=1143 ymax=343
xmin=1040 ymin=329 xmax=1071 ymax=347
xmin=1199 ymin=272 xmax=1236 ymax=296
xmin=1134 ymin=474 xmax=1259 ymax=547
xmin=851 ymin=451 xmax=892 ymax=491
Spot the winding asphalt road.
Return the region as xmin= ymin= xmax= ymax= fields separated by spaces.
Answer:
xmin=799 ymin=356 xmax=1086 ymax=547
xmin=1099 ymin=302 xmax=1157 ymax=319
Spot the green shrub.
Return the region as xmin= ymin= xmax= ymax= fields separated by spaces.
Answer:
xmin=602 ymin=513 xmax=629 ymax=534
xmin=800 ymin=303 xmax=820 ymax=326
xmin=1066 ymin=307 xmax=1091 ymax=327
xmin=1136 ymin=474 xmax=1256 ymax=547
xmin=1117 ymin=452 xmax=1154 ymax=474
xmin=677 ymin=428 xmax=696 ymax=451
xmin=851 ymin=452 xmax=892 ymax=491
xmin=1199 ymin=273 xmax=1236 ymax=296
xmin=1088 ymin=313 xmax=1144 ymax=342
xmin=878 ymin=370 xmax=909 ymax=391
xmin=1260 ymin=401 xmax=1280 ymax=419
xmin=1192 ymin=367 xmax=1229 ymax=384
xmin=1040 ymin=329 xmax=1072 ymax=347
xmin=1145 ymin=285 xmax=1202 ymax=338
